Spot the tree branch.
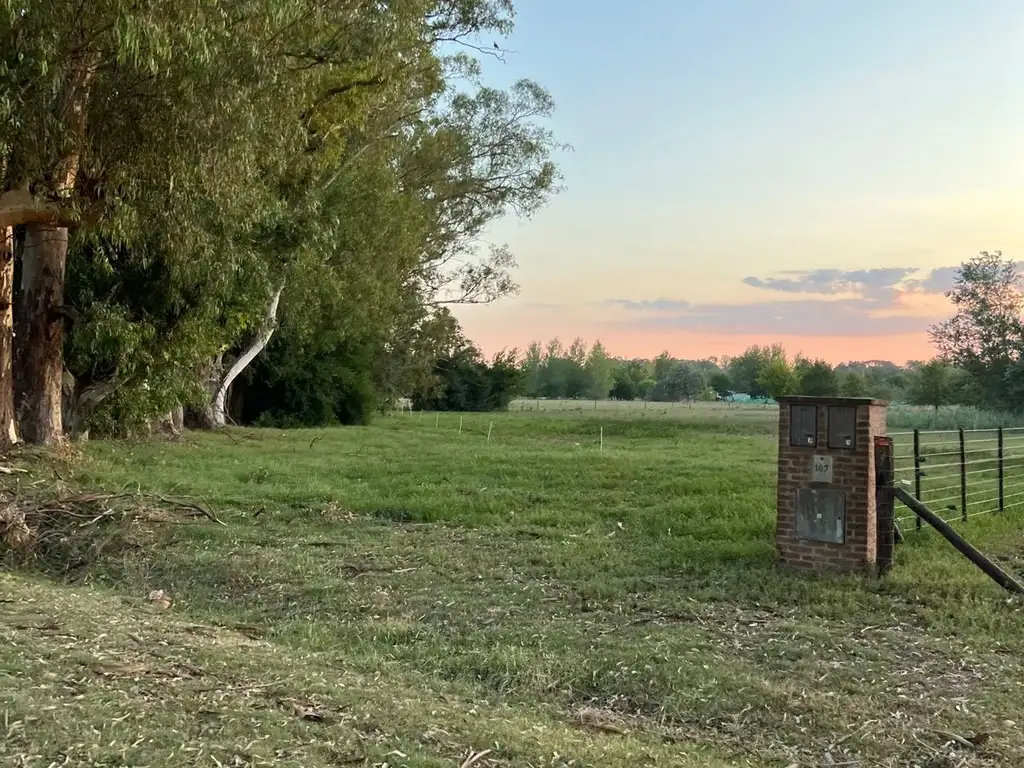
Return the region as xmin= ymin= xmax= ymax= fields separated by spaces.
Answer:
xmin=301 ymin=77 xmax=387 ymax=123
xmin=0 ymin=189 xmax=76 ymax=230
xmin=211 ymin=279 xmax=286 ymax=427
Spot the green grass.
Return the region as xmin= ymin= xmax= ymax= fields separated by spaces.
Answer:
xmin=887 ymin=404 xmax=1024 ymax=431
xmin=510 ymin=397 xmax=1024 ymax=431
xmin=3 ymin=408 xmax=1024 ymax=766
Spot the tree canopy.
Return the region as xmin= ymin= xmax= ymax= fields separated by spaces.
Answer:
xmin=929 ymin=251 xmax=1024 ymax=410
xmin=0 ymin=0 xmax=564 ymax=442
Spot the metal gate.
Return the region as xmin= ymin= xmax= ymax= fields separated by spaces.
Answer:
xmin=887 ymin=428 xmax=1024 ymax=532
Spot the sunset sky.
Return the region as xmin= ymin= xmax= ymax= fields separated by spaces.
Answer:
xmin=453 ymin=0 xmax=1024 ymax=364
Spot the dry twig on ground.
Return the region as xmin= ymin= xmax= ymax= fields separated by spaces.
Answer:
xmin=0 ymin=487 xmax=226 ymax=566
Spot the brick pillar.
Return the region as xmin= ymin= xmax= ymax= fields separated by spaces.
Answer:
xmin=775 ymin=397 xmax=888 ymax=573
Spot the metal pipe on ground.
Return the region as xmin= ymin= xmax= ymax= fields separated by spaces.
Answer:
xmin=893 ymin=487 xmax=1024 ymax=595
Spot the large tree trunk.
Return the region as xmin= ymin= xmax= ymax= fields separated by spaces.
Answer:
xmin=19 ymin=223 xmax=68 ymax=445
xmin=11 ymin=51 xmax=95 ymax=446
xmin=0 ymin=228 xmax=17 ymax=450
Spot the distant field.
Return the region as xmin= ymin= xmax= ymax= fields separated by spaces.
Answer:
xmin=510 ymin=397 xmax=1024 ymax=431
xmin=509 ymin=397 xmax=774 ymax=417
xmin=3 ymin=409 xmax=1024 ymax=766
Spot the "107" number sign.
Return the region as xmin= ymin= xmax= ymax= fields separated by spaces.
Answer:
xmin=811 ymin=455 xmax=834 ymax=483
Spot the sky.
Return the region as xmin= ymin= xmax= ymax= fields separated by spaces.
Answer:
xmin=451 ymin=0 xmax=1024 ymax=365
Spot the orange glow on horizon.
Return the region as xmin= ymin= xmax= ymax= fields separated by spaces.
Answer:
xmin=463 ymin=324 xmax=936 ymax=365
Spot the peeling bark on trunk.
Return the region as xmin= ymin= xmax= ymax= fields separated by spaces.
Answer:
xmin=19 ymin=223 xmax=68 ymax=445
xmin=0 ymin=228 xmax=17 ymax=450
xmin=11 ymin=52 xmax=96 ymax=446
xmin=170 ymin=405 xmax=184 ymax=433
xmin=190 ymin=282 xmax=284 ymax=430
xmin=187 ymin=282 xmax=285 ymax=430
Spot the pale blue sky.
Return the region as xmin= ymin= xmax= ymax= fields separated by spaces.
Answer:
xmin=457 ymin=1 xmax=1024 ymax=362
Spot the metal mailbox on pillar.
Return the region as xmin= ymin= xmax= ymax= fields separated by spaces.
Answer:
xmin=775 ymin=396 xmax=889 ymax=573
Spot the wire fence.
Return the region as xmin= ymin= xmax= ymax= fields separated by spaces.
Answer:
xmin=889 ymin=428 xmax=1024 ymax=531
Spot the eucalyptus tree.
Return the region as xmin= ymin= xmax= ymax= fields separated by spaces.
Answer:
xmin=1 ymin=0 xmax=315 ymax=443
xmin=195 ymin=12 xmax=563 ymax=427
xmin=1 ymin=0 xmax=537 ymax=441
xmin=2 ymin=0 xmax=561 ymax=439
xmin=194 ymin=2 xmax=563 ymax=428
xmin=400 ymin=78 xmax=562 ymax=306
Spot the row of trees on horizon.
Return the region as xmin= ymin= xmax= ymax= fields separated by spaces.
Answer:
xmin=519 ymin=341 xmax=925 ymax=404
xmin=415 ymin=252 xmax=1024 ymax=415
xmin=415 ymin=337 xmax=968 ymax=413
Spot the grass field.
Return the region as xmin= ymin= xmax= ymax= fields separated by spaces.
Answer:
xmin=3 ymin=406 xmax=1024 ymax=766
xmin=509 ymin=397 xmax=1024 ymax=431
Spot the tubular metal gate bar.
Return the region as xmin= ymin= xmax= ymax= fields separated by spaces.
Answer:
xmin=888 ymin=427 xmax=1024 ymax=531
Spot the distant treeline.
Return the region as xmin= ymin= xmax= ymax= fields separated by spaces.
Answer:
xmin=238 ymin=251 xmax=1024 ymax=420
xmin=510 ymin=251 xmax=1024 ymax=413
xmin=515 ymin=339 xmax=956 ymax=408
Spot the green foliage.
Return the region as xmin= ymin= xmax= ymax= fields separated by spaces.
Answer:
xmin=620 ymin=361 xmax=655 ymax=400
xmin=521 ymin=341 xmax=543 ymax=397
xmin=1 ymin=0 xmax=565 ymax=439
xmin=517 ymin=336 xmax=1001 ymax=414
xmin=756 ymin=358 xmax=797 ymax=400
xmin=412 ymin=79 xmax=565 ymax=304
xmin=708 ymin=370 xmax=732 ymax=396
xmin=794 ymin=358 xmax=837 ymax=397
xmin=521 ymin=341 xmax=727 ymax=404
xmin=583 ymin=340 xmax=614 ymax=399
xmin=609 ymin=368 xmax=638 ymax=401
xmin=530 ymin=338 xmax=589 ymax=399
xmin=637 ymin=378 xmax=656 ymax=399
xmin=839 ymin=371 xmax=867 ymax=397
xmin=650 ymin=362 xmax=704 ymax=402
xmin=836 ymin=361 xmax=909 ymax=402
xmin=61 ymin=230 xmax=264 ymax=434
xmin=929 ymin=251 xmax=1024 ymax=410
xmin=653 ymin=351 xmax=675 ymax=383
xmin=412 ymin=346 xmax=523 ymax=412
xmin=727 ymin=344 xmax=786 ymax=398
xmin=240 ymin=333 xmax=379 ymax=428
xmin=908 ymin=360 xmax=955 ymax=411
xmin=236 ymin=303 xmax=477 ymax=428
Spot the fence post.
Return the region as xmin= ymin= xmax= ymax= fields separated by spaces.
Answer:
xmin=998 ymin=427 xmax=1005 ymax=512
xmin=874 ymin=436 xmax=896 ymax=574
xmin=913 ymin=429 xmax=922 ymax=531
xmin=959 ymin=427 xmax=967 ymax=522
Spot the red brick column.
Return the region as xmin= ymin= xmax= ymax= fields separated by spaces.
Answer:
xmin=775 ymin=397 xmax=888 ymax=573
